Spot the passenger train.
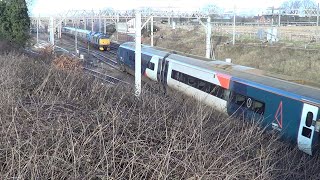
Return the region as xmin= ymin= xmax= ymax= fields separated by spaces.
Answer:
xmin=117 ymin=42 xmax=320 ymax=155
xmin=62 ymin=27 xmax=111 ymax=51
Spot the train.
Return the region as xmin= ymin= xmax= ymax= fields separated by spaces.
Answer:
xmin=117 ymin=42 xmax=320 ymax=155
xmin=62 ymin=27 xmax=111 ymax=51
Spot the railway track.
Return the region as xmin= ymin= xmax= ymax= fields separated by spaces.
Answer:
xmin=83 ymin=67 xmax=129 ymax=85
xmin=49 ymin=35 xmax=130 ymax=85
xmin=53 ymin=44 xmax=126 ymax=85
xmin=76 ymin=47 xmax=120 ymax=70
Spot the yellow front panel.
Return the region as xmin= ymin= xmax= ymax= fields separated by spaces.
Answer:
xmin=99 ymin=38 xmax=110 ymax=46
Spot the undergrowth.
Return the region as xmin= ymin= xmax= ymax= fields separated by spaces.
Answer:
xmin=0 ymin=51 xmax=319 ymax=179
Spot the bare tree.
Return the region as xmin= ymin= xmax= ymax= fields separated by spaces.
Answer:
xmin=201 ymin=4 xmax=222 ymax=14
xmin=281 ymin=0 xmax=317 ymax=10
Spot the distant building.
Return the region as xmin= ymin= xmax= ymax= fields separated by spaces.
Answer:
xmin=255 ymin=15 xmax=272 ymax=24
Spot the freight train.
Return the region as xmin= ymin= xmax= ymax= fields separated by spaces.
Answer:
xmin=117 ymin=42 xmax=320 ymax=155
xmin=62 ymin=27 xmax=111 ymax=51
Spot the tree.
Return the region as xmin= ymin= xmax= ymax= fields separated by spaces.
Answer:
xmin=201 ymin=4 xmax=222 ymax=15
xmin=0 ymin=0 xmax=30 ymax=46
xmin=280 ymin=0 xmax=317 ymax=10
xmin=0 ymin=1 xmax=8 ymax=39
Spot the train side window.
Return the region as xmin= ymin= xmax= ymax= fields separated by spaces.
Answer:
xmin=211 ymin=85 xmax=217 ymax=95
xmin=148 ymin=62 xmax=155 ymax=70
xmin=187 ymin=76 xmax=197 ymax=87
xmin=306 ymin=112 xmax=313 ymax=127
xmin=235 ymin=94 xmax=246 ymax=106
xmin=216 ymin=87 xmax=225 ymax=99
xmin=231 ymin=92 xmax=265 ymax=114
xmin=224 ymin=90 xmax=230 ymax=101
xmin=198 ymin=80 xmax=206 ymax=91
xmin=252 ymin=100 xmax=265 ymax=114
xmin=204 ymin=83 xmax=213 ymax=94
xmin=171 ymin=70 xmax=179 ymax=80
xmin=170 ymin=69 xmax=227 ymax=99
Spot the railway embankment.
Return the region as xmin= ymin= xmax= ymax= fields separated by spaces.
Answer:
xmin=0 ymin=48 xmax=319 ymax=179
xmin=146 ymin=25 xmax=320 ymax=84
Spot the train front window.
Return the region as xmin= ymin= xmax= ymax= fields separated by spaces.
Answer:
xmin=306 ymin=112 xmax=313 ymax=127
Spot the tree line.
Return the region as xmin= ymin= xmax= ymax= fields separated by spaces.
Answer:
xmin=281 ymin=0 xmax=318 ymax=10
xmin=0 ymin=0 xmax=30 ymax=46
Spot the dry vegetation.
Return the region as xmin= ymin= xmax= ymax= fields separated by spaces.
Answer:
xmin=216 ymin=45 xmax=320 ymax=84
xmin=0 ymin=45 xmax=319 ymax=179
xmin=146 ymin=25 xmax=320 ymax=84
xmin=53 ymin=55 xmax=83 ymax=71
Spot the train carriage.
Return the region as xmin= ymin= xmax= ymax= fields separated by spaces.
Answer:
xmin=117 ymin=42 xmax=320 ymax=155
xmin=62 ymin=27 xmax=111 ymax=51
xmin=228 ymin=73 xmax=320 ymax=155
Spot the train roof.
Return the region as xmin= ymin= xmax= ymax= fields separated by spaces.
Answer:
xmin=120 ymin=42 xmax=320 ymax=105
xmin=92 ymin=32 xmax=109 ymax=38
xmin=63 ymin=27 xmax=91 ymax=34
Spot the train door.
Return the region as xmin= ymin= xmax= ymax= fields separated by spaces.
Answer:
xmin=145 ymin=56 xmax=160 ymax=81
xmin=297 ymin=103 xmax=319 ymax=155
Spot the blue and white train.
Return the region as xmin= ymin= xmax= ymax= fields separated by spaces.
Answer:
xmin=117 ymin=42 xmax=320 ymax=155
xmin=62 ymin=27 xmax=111 ymax=51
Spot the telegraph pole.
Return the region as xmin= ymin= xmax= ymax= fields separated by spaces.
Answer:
xmin=99 ymin=13 xmax=101 ymax=32
xmin=233 ymin=5 xmax=236 ymax=45
xmin=36 ymin=14 xmax=39 ymax=44
xmin=104 ymin=18 xmax=107 ymax=34
xmin=91 ymin=18 xmax=94 ymax=31
xmin=206 ymin=16 xmax=211 ymax=59
xmin=151 ymin=16 xmax=154 ymax=47
xmin=278 ymin=10 xmax=281 ymax=27
xmin=270 ymin=6 xmax=274 ymax=45
xmin=317 ymin=3 xmax=319 ymax=27
xmin=135 ymin=11 xmax=142 ymax=96
xmin=75 ymin=28 xmax=78 ymax=53
xmin=49 ymin=17 xmax=54 ymax=45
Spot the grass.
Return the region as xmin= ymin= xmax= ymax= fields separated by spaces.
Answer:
xmin=147 ymin=25 xmax=320 ymax=84
xmin=216 ymin=45 xmax=320 ymax=84
xmin=0 ymin=44 xmax=320 ymax=179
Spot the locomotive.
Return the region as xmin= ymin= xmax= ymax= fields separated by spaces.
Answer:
xmin=117 ymin=42 xmax=320 ymax=155
xmin=62 ymin=27 xmax=111 ymax=51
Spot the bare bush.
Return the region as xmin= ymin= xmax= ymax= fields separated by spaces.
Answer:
xmin=0 ymin=53 xmax=319 ymax=179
